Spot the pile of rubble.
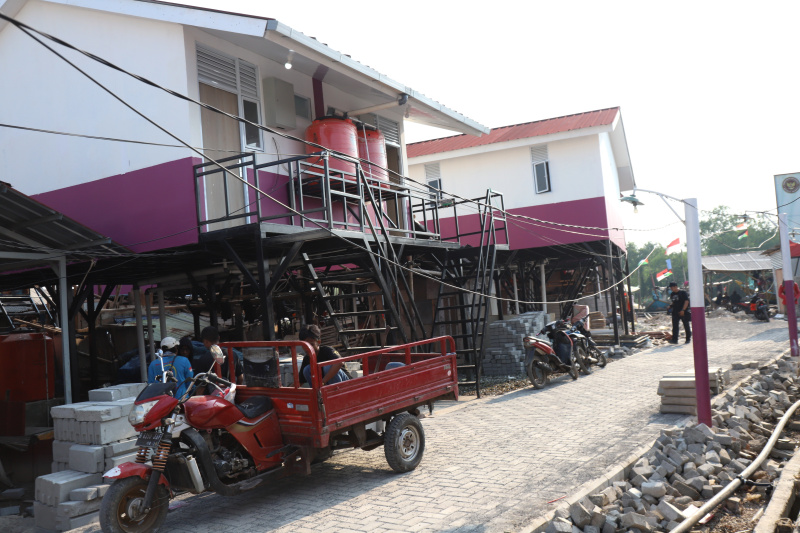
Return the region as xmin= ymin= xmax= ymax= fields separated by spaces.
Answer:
xmin=544 ymin=357 xmax=798 ymax=533
xmin=34 ymin=383 xmax=144 ymax=531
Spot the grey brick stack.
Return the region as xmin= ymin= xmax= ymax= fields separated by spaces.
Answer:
xmin=35 ymin=383 xmax=145 ymax=531
xmin=483 ymin=312 xmax=547 ymax=376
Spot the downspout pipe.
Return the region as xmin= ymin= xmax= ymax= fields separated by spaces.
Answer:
xmin=671 ymin=398 xmax=800 ymax=533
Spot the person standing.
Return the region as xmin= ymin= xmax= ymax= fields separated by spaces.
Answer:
xmin=667 ymin=281 xmax=692 ymax=344
xmin=199 ymin=326 xmax=244 ymax=384
xmin=147 ymin=336 xmax=193 ymax=397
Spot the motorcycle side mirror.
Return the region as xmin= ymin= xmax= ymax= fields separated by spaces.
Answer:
xmin=210 ymin=345 xmax=225 ymax=372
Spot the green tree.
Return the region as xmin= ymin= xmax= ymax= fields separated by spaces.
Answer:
xmin=626 ymin=241 xmax=685 ymax=306
xmin=699 ymin=206 xmax=778 ymax=255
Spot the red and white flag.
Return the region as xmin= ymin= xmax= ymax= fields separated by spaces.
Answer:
xmin=656 ymin=268 xmax=673 ymax=282
xmin=665 ymin=237 xmax=682 ymax=255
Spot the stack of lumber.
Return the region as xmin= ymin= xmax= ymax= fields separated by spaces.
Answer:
xmin=658 ymin=367 xmax=728 ymax=414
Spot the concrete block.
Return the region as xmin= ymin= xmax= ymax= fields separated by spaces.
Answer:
xmin=93 ymin=484 xmax=110 ymax=498
xmin=657 ymin=500 xmax=683 ymax=522
xmin=88 ymin=387 xmax=122 ymax=401
xmin=57 ymin=498 xmax=101 ymax=518
xmin=69 ymin=444 xmax=106 ymax=474
xmin=34 ymin=501 xmax=58 ymax=531
xmin=91 ymin=418 xmax=137 ymax=445
xmin=51 ymin=402 xmax=91 ymax=419
xmin=569 ymin=501 xmax=592 ymax=527
xmin=75 ymin=405 xmax=122 ymax=422
xmin=545 ymin=517 xmax=573 ymax=533
xmin=52 ymin=440 xmax=73 ymax=463
xmin=57 ymin=510 xmax=100 ymax=531
xmin=105 ymin=451 xmax=139 ymax=470
xmin=35 ymin=470 xmax=103 ymax=506
xmin=1 ymin=487 xmax=25 ymax=500
xmin=641 ymin=481 xmax=667 ymax=498
xmin=104 ymin=437 xmax=137 ymax=458
xmin=51 ymin=461 xmax=69 ymax=473
xmin=69 ymin=486 xmax=98 ymax=501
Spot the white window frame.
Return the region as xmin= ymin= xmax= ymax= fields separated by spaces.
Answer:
xmin=531 ymin=145 xmax=550 ymax=194
xmin=424 ymin=163 xmax=442 ymax=206
xmin=196 ymin=45 xmax=263 ymax=151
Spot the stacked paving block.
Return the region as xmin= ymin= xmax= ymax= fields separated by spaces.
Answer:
xmin=484 ymin=312 xmax=546 ymax=376
xmin=658 ymin=367 xmax=729 ymax=414
xmin=35 ymin=383 xmax=145 ymax=531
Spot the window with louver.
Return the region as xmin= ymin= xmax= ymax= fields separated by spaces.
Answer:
xmin=196 ymin=45 xmax=262 ymax=149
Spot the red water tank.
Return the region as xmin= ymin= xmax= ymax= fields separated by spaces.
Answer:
xmin=305 ymin=117 xmax=358 ymax=177
xmin=356 ymin=125 xmax=389 ymax=187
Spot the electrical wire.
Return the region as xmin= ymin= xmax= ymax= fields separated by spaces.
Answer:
xmin=0 ymin=13 xmax=689 ymax=238
xmin=1 ymin=13 xmax=656 ymax=306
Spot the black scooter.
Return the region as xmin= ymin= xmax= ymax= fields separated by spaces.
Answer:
xmin=522 ymin=321 xmax=580 ymax=389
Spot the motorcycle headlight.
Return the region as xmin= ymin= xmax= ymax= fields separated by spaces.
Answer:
xmin=128 ymin=400 xmax=159 ymax=426
xmin=523 ymin=336 xmax=535 ymax=348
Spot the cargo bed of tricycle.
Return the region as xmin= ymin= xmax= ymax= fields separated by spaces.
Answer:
xmin=217 ymin=337 xmax=458 ymax=450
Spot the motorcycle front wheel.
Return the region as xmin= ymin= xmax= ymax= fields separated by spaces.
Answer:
xmin=594 ymin=348 xmax=607 ymax=368
xmin=526 ymin=359 xmax=548 ymax=389
xmin=100 ymin=476 xmax=169 ymax=533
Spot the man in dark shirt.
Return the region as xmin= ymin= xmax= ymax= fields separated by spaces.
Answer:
xmin=198 ymin=326 xmax=244 ymax=384
xmin=298 ymin=325 xmax=350 ymax=386
xmin=667 ymin=281 xmax=692 ymax=344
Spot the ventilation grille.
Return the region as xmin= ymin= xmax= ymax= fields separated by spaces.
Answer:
xmin=197 ymin=46 xmax=237 ymax=93
xmin=530 ymin=145 xmax=548 ymax=163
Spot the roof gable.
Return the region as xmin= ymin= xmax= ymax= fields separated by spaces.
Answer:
xmin=407 ymin=107 xmax=619 ymax=158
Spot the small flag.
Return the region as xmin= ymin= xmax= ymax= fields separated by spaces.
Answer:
xmin=666 ymin=259 xmax=672 ymax=270
xmin=665 ymin=238 xmax=682 ymax=255
xmin=637 ymin=258 xmax=649 ymax=267
xmin=656 ymin=269 xmax=673 ymax=282
xmin=738 ymin=229 xmax=749 ymax=240
xmin=735 ymin=222 xmax=748 ymax=231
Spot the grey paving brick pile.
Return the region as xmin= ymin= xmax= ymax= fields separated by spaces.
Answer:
xmin=71 ymin=316 xmax=791 ymax=533
xmin=484 ymin=311 xmax=547 ymax=376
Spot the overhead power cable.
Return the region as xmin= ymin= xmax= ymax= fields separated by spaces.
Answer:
xmin=2 ymin=12 xmax=652 ymax=305
xmin=0 ymin=13 xmax=683 ymax=237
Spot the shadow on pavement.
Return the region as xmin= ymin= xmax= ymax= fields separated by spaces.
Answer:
xmin=484 ymin=372 xmax=585 ymax=404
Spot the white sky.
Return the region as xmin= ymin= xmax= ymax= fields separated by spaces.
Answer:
xmin=175 ymin=0 xmax=800 ymax=246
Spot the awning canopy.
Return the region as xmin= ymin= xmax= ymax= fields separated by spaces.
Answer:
xmin=0 ymin=181 xmax=129 ymax=281
xmin=701 ymin=251 xmax=774 ymax=273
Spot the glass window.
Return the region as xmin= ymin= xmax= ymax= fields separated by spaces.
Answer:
xmin=534 ymin=161 xmax=550 ymax=193
xmin=243 ymin=99 xmax=261 ymax=148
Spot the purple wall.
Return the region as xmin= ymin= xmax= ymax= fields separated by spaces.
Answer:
xmin=437 ymin=196 xmax=626 ymax=251
xmin=34 ymin=158 xmax=202 ymax=253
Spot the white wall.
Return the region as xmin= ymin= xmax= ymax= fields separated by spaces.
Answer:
xmin=409 ymin=134 xmax=607 ymax=214
xmin=0 ymin=0 xmax=194 ymax=194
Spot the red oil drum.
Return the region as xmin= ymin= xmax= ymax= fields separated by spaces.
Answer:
xmin=305 ymin=117 xmax=358 ymax=177
xmin=356 ymin=125 xmax=389 ymax=187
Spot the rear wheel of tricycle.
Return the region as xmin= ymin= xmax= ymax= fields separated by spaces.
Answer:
xmin=526 ymin=358 xmax=548 ymax=389
xmin=99 ymin=476 xmax=169 ymax=533
xmin=384 ymin=413 xmax=425 ymax=473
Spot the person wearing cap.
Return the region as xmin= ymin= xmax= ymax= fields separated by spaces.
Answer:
xmin=667 ymin=282 xmax=691 ymax=344
xmin=147 ymin=336 xmax=193 ymax=397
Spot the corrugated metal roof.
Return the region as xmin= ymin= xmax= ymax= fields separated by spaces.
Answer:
xmin=701 ymin=252 xmax=774 ymax=272
xmin=407 ymin=107 xmax=620 ymax=158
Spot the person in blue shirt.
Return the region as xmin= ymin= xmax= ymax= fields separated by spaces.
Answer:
xmin=147 ymin=337 xmax=193 ymax=397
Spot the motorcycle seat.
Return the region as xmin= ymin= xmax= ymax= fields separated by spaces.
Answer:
xmin=236 ymin=396 xmax=274 ymax=419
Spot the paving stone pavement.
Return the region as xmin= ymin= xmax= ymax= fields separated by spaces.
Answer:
xmin=74 ymin=316 xmax=791 ymax=533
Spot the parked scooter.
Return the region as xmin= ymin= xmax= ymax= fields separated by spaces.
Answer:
xmin=522 ymin=320 xmax=580 ymax=389
xmin=570 ymin=319 xmax=607 ymax=370
xmin=751 ymin=294 xmax=770 ymax=322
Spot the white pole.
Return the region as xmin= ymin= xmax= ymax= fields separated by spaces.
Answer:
xmin=779 ymin=213 xmax=798 ymax=357
xmin=684 ymin=198 xmax=711 ymax=426
xmin=512 ymin=271 xmax=520 ymax=315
